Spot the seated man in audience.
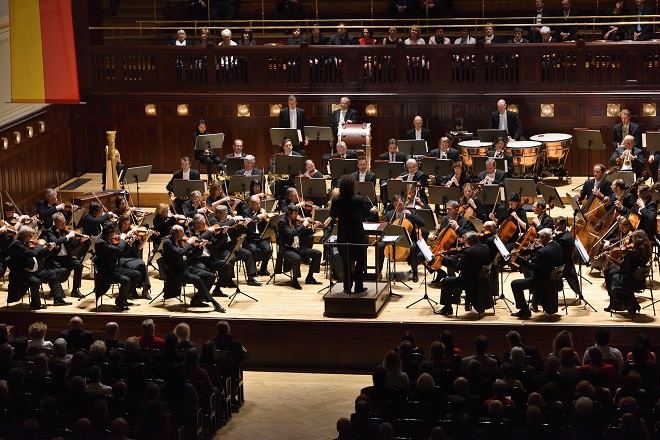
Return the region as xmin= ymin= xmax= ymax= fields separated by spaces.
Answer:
xmin=626 ymin=0 xmax=653 ymax=41
xmin=509 ymin=27 xmax=530 ymax=43
xmin=137 ymin=319 xmax=166 ymax=350
xmin=582 ymin=328 xmax=623 ymax=372
xmin=59 ymin=316 xmax=94 ymax=353
xmin=105 ymin=321 xmax=124 ymax=350
xmin=460 ymin=334 xmax=499 ymax=376
xmin=277 ymin=204 xmax=322 ymax=289
xmin=428 ymin=26 xmax=451 ymax=44
xmin=328 ymin=22 xmax=355 ymax=45
xmin=212 ymin=320 xmax=249 ymax=364
xmin=556 ymin=0 xmax=578 ymax=41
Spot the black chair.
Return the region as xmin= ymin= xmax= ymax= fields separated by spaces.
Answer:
xmin=611 ymin=264 xmax=653 ymax=320
xmin=549 ymin=265 xmax=567 ymax=315
xmin=392 ymin=418 xmax=432 ymax=439
xmin=217 ymin=350 xmax=244 ymax=411
xmin=154 ymin=257 xmax=188 ymax=311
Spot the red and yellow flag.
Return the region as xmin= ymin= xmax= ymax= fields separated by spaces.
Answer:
xmin=10 ymin=0 xmax=80 ymax=104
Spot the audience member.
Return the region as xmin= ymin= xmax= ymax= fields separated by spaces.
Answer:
xmin=137 ymin=319 xmax=165 ymax=350
xmin=583 ymin=328 xmax=623 ymax=372
xmin=59 ymin=316 xmax=94 ymax=353
xmin=212 ymin=320 xmax=249 ymax=365
xmin=105 ymin=321 xmax=124 ymax=350
xmin=460 ymin=335 xmax=499 ymax=376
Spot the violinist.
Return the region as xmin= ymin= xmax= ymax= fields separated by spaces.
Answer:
xmin=428 ymin=137 xmax=460 ymax=161
xmin=435 ymin=162 xmax=469 ymax=188
xmin=183 ymin=190 xmax=211 ymax=219
xmin=207 ymin=181 xmax=236 ymax=211
xmin=490 ymin=192 xmax=528 ymax=252
xmin=609 ymin=135 xmax=644 ymax=176
xmin=434 ymin=231 xmax=492 ymax=316
xmin=632 ymin=183 xmax=657 ymax=240
xmin=193 ymin=119 xmax=224 ymax=176
xmin=477 ymin=159 xmax=506 ymax=186
xmin=530 ymin=200 xmax=554 ymax=231
xmin=249 ymin=179 xmax=267 ymax=200
xmin=377 ymin=194 xmax=425 ymax=282
xmin=575 ymin=164 xmax=613 ymax=203
xmin=599 ymin=217 xmax=634 ymax=269
xmin=553 ymin=216 xmax=582 ymax=299
xmin=94 ymin=223 xmax=141 ymax=311
xmin=153 ymin=203 xmax=189 ymax=243
xmin=277 ymin=204 xmax=323 ymax=290
xmin=162 ymin=224 xmax=225 ymax=312
xmin=486 ymin=137 xmax=514 ymax=177
xmin=37 ymin=188 xmax=79 ymax=230
xmin=116 ymin=215 xmax=152 ymax=300
xmin=510 ymin=228 xmax=563 ymax=319
xmin=299 ymin=160 xmax=325 ymax=206
xmin=113 ymin=195 xmax=139 ymax=219
xmin=186 ymin=214 xmax=233 ymax=295
xmin=236 ymin=155 xmax=263 ymax=177
xmin=7 ymin=225 xmax=70 ymax=309
xmin=166 ymin=157 xmax=201 ymax=215
xmin=460 ymin=183 xmax=486 ymax=221
xmin=41 ymin=212 xmax=89 ymax=299
xmin=242 ymin=195 xmax=273 ymax=276
xmin=279 ymin=188 xmax=314 ymax=215
xmin=3 ymin=202 xmax=31 ymax=226
xmin=480 ymin=221 xmax=501 ymax=295
xmin=604 ymin=229 xmax=651 ymax=313
xmin=210 ymin=205 xmax=262 ymax=286
xmin=602 ymin=179 xmax=635 ymax=215
xmin=79 ymin=202 xmax=116 ymax=237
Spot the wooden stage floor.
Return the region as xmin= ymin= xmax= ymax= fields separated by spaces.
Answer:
xmin=7 ymin=172 xmax=654 ymax=371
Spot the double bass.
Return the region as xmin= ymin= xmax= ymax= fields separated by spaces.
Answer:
xmin=571 ymin=166 xmax=618 ymax=251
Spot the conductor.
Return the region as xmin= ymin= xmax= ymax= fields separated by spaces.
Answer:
xmin=330 ymin=175 xmax=379 ymax=294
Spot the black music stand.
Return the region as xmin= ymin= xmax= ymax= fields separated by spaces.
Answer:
xmin=407 ymin=238 xmax=437 ymax=311
xmin=473 ymin=157 xmax=507 ymax=179
xmin=195 ymin=133 xmax=225 ymax=153
xmin=297 ymin=177 xmax=327 ymax=201
xmin=387 ymin=179 xmax=418 ymax=201
xmin=610 ymin=171 xmax=635 ymax=187
xmin=428 ymin=186 xmax=461 ymax=210
xmin=312 ymin=208 xmax=331 ymax=224
xmin=274 ymin=154 xmax=306 ymax=177
xmin=420 ymin=157 xmax=453 ymax=179
xmin=269 ymin=127 xmax=302 ymax=147
xmin=537 ymin=182 xmax=565 ymax=209
xmin=415 ymin=209 xmax=439 ymax=232
xmin=329 ymin=159 xmax=358 ymax=178
xmin=645 ymin=131 xmax=660 ymax=152
xmin=173 ymin=179 xmax=206 ymax=200
xmin=227 ymin=235 xmax=256 ymax=306
xmin=120 ymin=166 xmax=152 ymax=208
xmin=398 ymin=139 xmax=428 ymax=157
xmin=373 ymin=160 xmax=406 ymax=179
xmin=380 ymin=223 xmax=413 ymax=292
xmin=304 ymin=126 xmax=333 ymax=155
xmin=504 ymin=178 xmax=538 ymax=204
xmin=225 ymin=157 xmax=245 ymax=176
xmin=477 ymin=129 xmax=508 ymax=144
xmin=355 ymin=182 xmax=377 ymax=204
xmin=321 ymin=225 xmax=339 ymax=294
xmin=229 ymin=176 xmax=257 ymax=195
xmin=564 ymin=237 xmax=596 ymax=312
xmin=574 ymin=129 xmax=605 ymax=178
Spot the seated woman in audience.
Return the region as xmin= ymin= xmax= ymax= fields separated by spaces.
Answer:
xmin=51 ymin=338 xmax=72 ymax=364
xmin=626 ymin=334 xmax=656 ymax=363
xmin=559 ymin=347 xmax=581 ymax=380
xmin=622 ymin=343 xmax=658 ymax=401
xmin=174 ymin=322 xmax=199 ymax=351
xmin=183 ymin=348 xmax=214 ymax=397
xmin=27 ymin=322 xmax=52 ymax=350
xmin=237 ymin=28 xmax=256 ymax=46
xmin=383 ymin=350 xmax=410 ymax=392
xmin=552 ymin=330 xmax=581 ymax=365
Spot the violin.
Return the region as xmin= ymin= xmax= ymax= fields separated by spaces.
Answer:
xmin=63 ymin=203 xmax=81 ymax=213
xmin=28 ymin=238 xmax=46 ymax=248
xmin=60 ymin=226 xmax=89 ymax=241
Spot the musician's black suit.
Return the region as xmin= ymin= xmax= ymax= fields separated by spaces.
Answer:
xmin=511 ymin=240 xmax=564 ymax=315
xmin=277 ymin=107 xmax=306 ymax=151
xmin=439 ymin=242 xmax=492 ymax=312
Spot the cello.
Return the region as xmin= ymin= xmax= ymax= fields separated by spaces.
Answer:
xmin=424 ymin=224 xmax=458 ymax=270
xmin=383 ymin=199 xmax=414 ymax=262
xmin=496 ymin=197 xmax=529 ymax=245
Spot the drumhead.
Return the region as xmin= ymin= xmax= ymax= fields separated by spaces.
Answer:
xmin=507 ymin=141 xmax=542 ymax=149
xmin=530 ymin=133 xmax=572 ymax=142
xmin=458 ymin=140 xmax=492 ymax=148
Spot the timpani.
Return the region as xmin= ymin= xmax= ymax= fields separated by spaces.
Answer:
xmin=530 ymin=133 xmax=572 ymax=181
xmin=507 ymin=140 xmax=543 ymax=178
xmin=458 ymin=140 xmax=491 ymax=171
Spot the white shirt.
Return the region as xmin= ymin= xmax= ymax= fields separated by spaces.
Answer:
xmin=407 ymin=173 xmax=414 ymax=182
xmin=358 ymin=172 xmax=366 ymax=182
xmin=499 ymin=112 xmax=508 ymax=133
xmin=182 ymin=170 xmax=190 ymax=180
xmin=289 ymin=108 xmax=297 ymax=129
xmin=339 ymin=110 xmax=346 ymax=124
xmin=414 ymin=129 xmax=422 ymax=140
xmin=244 ymin=169 xmax=253 ymax=176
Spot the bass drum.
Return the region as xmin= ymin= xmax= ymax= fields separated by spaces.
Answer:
xmin=339 ymin=123 xmax=372 ymax=164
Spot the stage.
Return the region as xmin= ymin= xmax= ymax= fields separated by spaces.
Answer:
xmin=4 ymin=172 xmax=655 ymax=372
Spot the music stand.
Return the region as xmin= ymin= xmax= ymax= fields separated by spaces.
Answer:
xmin=260 ymin=198 xmax=278 ymax=213
xmin=477 ymin=129 xmax=508 ymax=144
xmin=172 ymin=179 xmax=206 ymax=200
xmin=297 ymin=177 xmax=327 ymax=201
xmin=225 ymin=157 xmax=245 ymax=176
xmin=420 ymin=157 xmax=452 ymax=178
xmin=380 ymin=223 xmax=413 ymax=291
xmin=274 ymin=154 xmax=306 ymax=177
xmin=537 ymin=183 xmax=565 ymax=209
xmin=398 ymin=139 xmax=428 ymax=157
xmin=407 ymin=238 xmax=438 ymax=311
xmin=574 ymin=129 xmax=605 ymax=177
xmin=261 ymin=214 xmax=284 ymax=240
xmin=329 ymin=159 xmax=358 ymax=178
xmin=304 ymin=126 xmax=333 ymax=142
xmin=415 ymin=209 xmax=438 ymax=231
xmin=195 ymin=133 xmax=225 ymax=152
xmin=504 ymin=178 xmax=538 ymax=202
xmin=428 ymin=186 xmax=461 ymax=208
xmin=228 ymin=176 xmax=255 ymax=195
xmin=270 ymin=127 xmax=302 ymax=147
xmin=473 ymin=157 xmax=507 ymax=178
xmin=355 ymin=182 xmax=377 ymax=204
xmin=373 ymin=161 xmax=406 ymax=180
xmin=387 ymin=179 xmax=417 ymax=201
xmin=610 ymin=171 xmax=635 ymax=187
xmin=312 ymin=208 xmax=331 ymax=224
xmin=227 ymin=234 xmax=256 ymax=306
xmin=563 ymin=237 xmax=596 ymax=312
xmin=120 ymin=165 xmax=152 ymax=208
xmin=645 ymin=131 xmax=660 ymax=152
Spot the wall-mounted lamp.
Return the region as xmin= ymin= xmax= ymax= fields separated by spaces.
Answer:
xmin=13 ymin=132 xmax=21 ymax=144
xmin=2 ymin=138 xmax=8 ymax=150
xmin=237 ymin=104 xmax=250 ymax=117
xmin=270 ymin=104 xmax=282 ymax=117
xmin=365 ymin=104 xmax=378 ymax=117
xmin=144 ymin=104 xmax=157 ymax=116
xmin=38 ymin=121 xmax=46 ymax=133
xmin=177 ymin=104 xmax=189 ymax=116
xmin=331 ymin=103 xmax=341 ymax=113
xmin=643 ymin=103 xmax=656 ymax=117
xmin=607 ymin=103 xmax=621 ymax=117
xmin=26 ymin=126 xmax=34 ymax=138
xmin=508 ymin=104 xmax=519 ymax=114
xmin=540 ymin=104 xmax=554 ymax=118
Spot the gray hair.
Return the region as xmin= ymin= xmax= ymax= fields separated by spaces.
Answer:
xmin=221 ymin=29 xmax=232 ymax=38
xmin=52 ymin=212 xmax=65 ymax=222
xmin=192 ymin=214 xmax=206 ymax=225
xmin=17 ymin=225 xmax=33 ymax=241
xmin=336 ymin=141 xmax=347 ymax=150
xmin=538 ymin=228 xmax=552 ymax=240
xmin=244 ymin=155 xmax=256 ymax=163
xmin=446 ymin=200 xmax=459 ymax=209
xmin=540 ymin=26 xmax=551 ymax=34
xmin=485 ymin=158 xmax=496 ymax=167
xmin=190 ymin=190 xmax=202 ymax=199
xmin=45 ymin=188 xmax=57 ymax=198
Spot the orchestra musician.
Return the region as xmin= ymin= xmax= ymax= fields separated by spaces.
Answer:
xmin=435 ymin=162 xmax=469 ymax=188
xmin=206 ymin=182 xmax=234 ymax=211
xmin=330 ymin=141 xmax=358 ymax=160
xmin=530 ymin=200 xmax=554 ymax=230
xmin=153 ymin=203 xmax=189 ymax=242
xmin=224 ymin=138 xmax=247 ymax=164
xmin=428 ymin=137 xmax=460 ymax=161
xmin=79 ymin=202 xmax=116 ymax=237
xmin=479 ymin=221 xmax=500 ymax=295
xmin=378 ymin=139 xmax=408 ymax=207
xmin=209 ymin=205 xmax=262 ymax=286
xmin=434 ymin=231 xmax=492 ymax=316
xmin=41 ymin=212 xmax=89 ymax=299
xmin=301 ymin=159 xmax=324 ymax=179
xmin=477 ymin=158 xmax=506 ymax=186
xmin=193 ymin=119 xmax=224 ymax=176
xmin=633 ymin=184 xmax=658 ymax=240
xmin=236 ymin=155 xmax=263 ymax=177
xmin=331 ymin=96 xmax=359 ymax=140
xmin=277 ymin=204 xmax=323 ymax=289
xmin=604 ymin=229 xmax=652 ymax=313
xmin=116 ymin=214 xmax=153 ymax=300
xmin=7 ymin=225 xmax=71 ymax=309
xmin=404 ymin=184 xmax=430 ymax=210
xmin=270 ymin=139 xmax=302 ymax=199
xmin=490 ymin=193 xmax=529 ymax=252
xmin=609 ymin=135 xmax=644 ymax=176
xmin=460 ymin=183 xmax=486 ymax=221
xmin=575 ymin=164 xmax=613 ymax=203
xmin=406 ymin=115 xmax=433 ymax=145
xmin=113 ymin=195 xmax=139 ymax=219
xmin=510 ymin=228 xmax=564 ymax=319
xmin=330 ymin=175 xmax=379 ymax=294
xmin=162 ymin=224 xmax=226 ymax=312
xmin=553 ymin=216 xmax=582 ymax=299
xmin=37 ymin=188 xmax=79 ymax=230
xmin=611 ymin=109 xmax=642 ymax=150
xmin=486 ymin=137 xmax=514 ymax=177
xmin=183 ymin=190 xmax=211 ymax=219
xmin=377 ymin=194 xmax=425 ymax=282
xmin=279 ymin=188 xmax=314 ymax=215
xmin=242 ymin=195 xmax=274 ymax=276
xmin=352 ymin=156 xmax=377 ymax=184
xmin=598 ymin=217 xmax=634 ymax=271
xmin=93 ymin=223 xmax=142 ymax=311
xmin=186 ymin=214 xmax=233 ymax=294
xmin=489 ymin=99 xmax=523 ymax=140
xmin=602 ymin=178 xmax=635 ymax=215
xmin=428 ymin=199 xmax=474 ymax=284
xmin=166 ymin=157 xmax=202 ymax=215
xmin=277 ymin=95 xmax=308 ymax=152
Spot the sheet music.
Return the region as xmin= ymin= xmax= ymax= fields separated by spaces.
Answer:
xmin=363 ymin=223 xmax=381 ymax=231
xmin=574 ymin=238 xmax=590 ymax=266
xmin=493 ymin=235 xmax=510 ymax=259
xmin=328 ymin=235 xmax=337 ymax=243
xmin=381 ymin=235 xmax=399 ymax=243
xmin=417 ymin=239 xmax=433 ymax=262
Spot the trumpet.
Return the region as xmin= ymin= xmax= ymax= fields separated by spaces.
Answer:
xmin=268 ymin=172 xmax=290 ymax=182
xmin=624 ymin=148 xmax=632 ymax=167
